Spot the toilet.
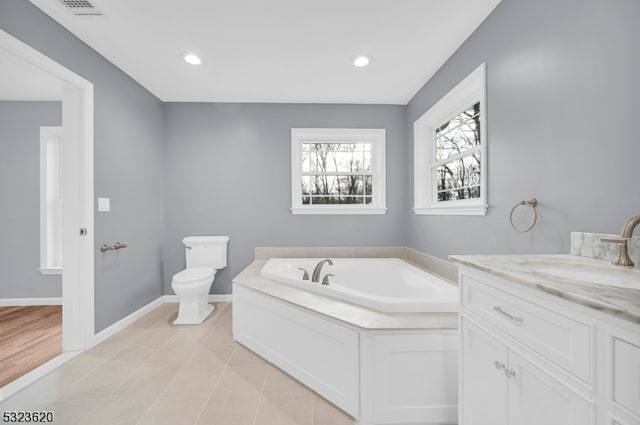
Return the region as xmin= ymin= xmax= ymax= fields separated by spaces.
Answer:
xmin=171 ymin=236 xmax=229 ymax=325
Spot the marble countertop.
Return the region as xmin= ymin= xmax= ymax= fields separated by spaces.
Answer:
xmin=232 ymin=260 xmax=458 ymax=330
xmin=449 ymin=254 xmax=640 ymax=324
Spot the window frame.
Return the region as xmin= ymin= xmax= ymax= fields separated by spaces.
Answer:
xmin=413 ymin=63 xmax=487 ymax=216
xmin=39 ymin=126 xmax=63 ymax=275
xmin=291 ymin=128 xmax=387 ymax=215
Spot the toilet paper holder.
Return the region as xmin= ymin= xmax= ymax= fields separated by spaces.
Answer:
xmin=100 ymin=242 xmax=128 ymax=253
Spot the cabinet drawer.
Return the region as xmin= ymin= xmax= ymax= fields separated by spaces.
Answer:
xmin=461 ymin=274 xmax=591 ymax=383
xmin=612 ymin=338 xmax=640 ymax=417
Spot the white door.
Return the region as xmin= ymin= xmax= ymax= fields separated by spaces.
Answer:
xmin=460 ymin=318 xmax=508 ymax=425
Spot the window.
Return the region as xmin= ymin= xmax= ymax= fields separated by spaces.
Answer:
xmin=413 ymin=63 xmax=487 ymax=215
xmin=39 ymin=126 xmax=63 ymax=274
xmin=291 ymin=128 xmax=386 ymax=215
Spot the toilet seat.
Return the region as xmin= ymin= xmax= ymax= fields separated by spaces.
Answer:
xmin=172 ymin=267 xmax=215 ymax=284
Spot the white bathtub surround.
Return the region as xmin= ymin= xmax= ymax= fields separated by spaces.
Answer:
xmin=403 ymin=247 xmax=459 ymax=284
xmin=233 ymin=259 xmax=458 ymax=425
xmin=261 ymin=258 xmax=458 ymax=313
xmin=451 ymin=254 xmax=640 ymax=425
xmin=254 ymin=246 xmax=459 ymax=284
xmin=254 ymin=246 xmax=404 ymax=260
xmin=235 ymin=261 xmax=457 ymax=330
xmin=571 ymin=231 xmax=640 ymax=265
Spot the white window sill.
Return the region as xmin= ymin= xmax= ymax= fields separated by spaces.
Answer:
xmin=38 ymin=267 xmax=63 ymax=275
xmin=413 ymin=204 xmax=486 ymax=216
xmin=291 ymin=207 xmax=387 ymax=215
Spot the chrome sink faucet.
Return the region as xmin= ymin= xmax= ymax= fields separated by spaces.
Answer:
xmin=601 ymin=215 xmax=640 ymax=267
xmin=312 ymin=259 xmax=333 ymax=282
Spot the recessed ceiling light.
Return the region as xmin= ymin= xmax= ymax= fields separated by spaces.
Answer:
xmin=354 ymin=56 xmax=370 ymax=68
xmin=183 ymin=53 xmax=203 ymax=66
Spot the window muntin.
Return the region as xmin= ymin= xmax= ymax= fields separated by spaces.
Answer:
xmin=291 ymin=129 xmax=386 ymax=214
xmin=413 ymin=63 xmax=486 ymax=215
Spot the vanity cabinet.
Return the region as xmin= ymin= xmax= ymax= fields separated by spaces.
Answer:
xmin=460 ymin=318 xmax=591 ymax=425
xmin=458 ymin=266 xmax=640 ymax=425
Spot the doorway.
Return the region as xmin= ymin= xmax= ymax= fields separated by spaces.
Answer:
xmin=0 ymin=29 xmax=94 ymax=400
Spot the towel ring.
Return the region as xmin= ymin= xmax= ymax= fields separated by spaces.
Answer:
xmin=510 ymin=198 xmax=538 ymax=233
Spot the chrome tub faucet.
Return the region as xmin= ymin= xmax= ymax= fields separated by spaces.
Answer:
xmin=312 ymin=259 xmax=333 ymax=282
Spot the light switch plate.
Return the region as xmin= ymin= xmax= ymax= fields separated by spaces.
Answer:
xmin=98 ymin=197 xmax=110 ymax=212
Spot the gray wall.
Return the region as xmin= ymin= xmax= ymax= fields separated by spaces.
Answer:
xmin=406 ymin=0 xmax=640 ymax=259
xmin=162 ymin=103 xmax=408 ymax=294
xmin=4 ymin=0 xmax=638 ymax=329
xmin=0 ymin=101 xmax=62 ymax=298
xmin=0 ymin=0 xmax=165 ymax=332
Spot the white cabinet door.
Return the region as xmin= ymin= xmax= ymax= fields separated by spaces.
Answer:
xmin=612 ymin=337 xmax=640 ymax=418
xmin=461 ymin=318 xmax=508 ymax=425
xmin=508 ymin=351 xmax=593 ymax=425
xmin=373 ymin=333 xmax=458 ymax=424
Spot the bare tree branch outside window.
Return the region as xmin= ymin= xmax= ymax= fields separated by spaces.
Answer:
xmin=434 ymin=102 xmax=481 ymax=202
xmin=301 ymin=142 xmax=372 ymax=205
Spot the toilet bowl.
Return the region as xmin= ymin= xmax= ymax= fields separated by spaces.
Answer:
xmin=171 ymin=267 xmax=216 ymax=324
xmin=171 ymin=236 xmax=229 ymax=325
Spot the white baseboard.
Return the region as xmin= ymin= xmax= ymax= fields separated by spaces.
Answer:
xmin=0 ymin=297 xmax=63 ymax=306
xmin=91 ymin=297 xmax=164 ymax=347
xmin=90 ymin=294 xmax=233 ymax=347
xmin=0 ymin=351 xmax=80 ymax=404
xmin=162 ymin=294 xmax=233 ymax=303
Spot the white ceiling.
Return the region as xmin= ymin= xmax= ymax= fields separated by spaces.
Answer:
xmin=0 ymin=48 xmax=62 ymax=101
xmin=28 ymin=0 xmax=501 ymax=104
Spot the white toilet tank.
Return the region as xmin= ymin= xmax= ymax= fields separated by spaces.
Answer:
xmin=183 ymin=236 xmax=229 ymax=269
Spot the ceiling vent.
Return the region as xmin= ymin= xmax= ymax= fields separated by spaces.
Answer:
xmin=58 ymin=0 xmax=104 ymax=17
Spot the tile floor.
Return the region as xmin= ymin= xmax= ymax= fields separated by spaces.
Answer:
xmin=0 ymin=303 xmax=354 ymax=425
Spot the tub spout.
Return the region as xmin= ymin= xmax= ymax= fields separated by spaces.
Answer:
xmin=312 ymin=259 xmax=333 ymax=282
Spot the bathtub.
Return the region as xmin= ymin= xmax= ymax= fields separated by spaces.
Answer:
xmin=260 ymin=257 xmax=458 ymax=313
xmin=234 ymin=256 xmax=459 ymax=425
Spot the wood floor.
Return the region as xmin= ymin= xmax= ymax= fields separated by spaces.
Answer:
xmin=0 ymin=305 xmax=62 ymax=387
